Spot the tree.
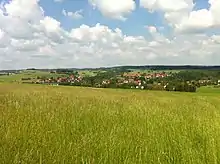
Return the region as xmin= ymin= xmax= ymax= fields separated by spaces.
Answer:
xmin=175 ymin=83 xmax=185 ymax=92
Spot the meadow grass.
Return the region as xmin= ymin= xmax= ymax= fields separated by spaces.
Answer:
xmin=1 ymin=84 xmax=220 ymax=163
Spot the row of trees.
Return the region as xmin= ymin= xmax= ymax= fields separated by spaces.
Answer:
xmin=165 ymin=70 xmax=220 ymax=82
xmin=165 ymin=83 xmax=196 ymax=92
xmin=58 ymin=80 xmax=197 ymax=92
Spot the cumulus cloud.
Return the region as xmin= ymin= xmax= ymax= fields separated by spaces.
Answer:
xmin=0 ymin=0 xmax=220 ymax=69
xmin=140 ymin=0 xmax=220 ymax=32
xmin=89 ymin=0 xmax=136 ymax=21
xmin=140 ymin=0 xmax=194 ymax=28
xmin=176 ymin=0 xmax=220 ymax=32
xmin=140 ymin=0 xmax=193 ymax=12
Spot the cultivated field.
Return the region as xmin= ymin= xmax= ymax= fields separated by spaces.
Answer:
xmin=1 ymin=84 xmax=220 ymax=163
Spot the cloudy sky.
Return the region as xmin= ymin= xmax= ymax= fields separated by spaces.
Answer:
xmin=0 ymin=0 xmax=219 ymax=69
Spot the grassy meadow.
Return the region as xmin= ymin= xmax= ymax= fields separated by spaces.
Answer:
xmin=1 ymin=84 xmax=220 ymax=163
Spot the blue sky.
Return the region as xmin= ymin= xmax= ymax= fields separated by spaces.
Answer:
xmin=39 ymin=0 xmax=149 ymax=36
xmin=0 ymin=0 xmax=219 ymax=69
xmin=37 ymin=0 xmax=209 ymax=36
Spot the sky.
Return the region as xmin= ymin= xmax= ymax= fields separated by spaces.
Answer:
xmin=0 ymin=0 xmax=220 ymax=69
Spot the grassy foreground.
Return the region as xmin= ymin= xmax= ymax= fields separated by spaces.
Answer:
xmin=1 ymin=84 xmax=220 ymax=164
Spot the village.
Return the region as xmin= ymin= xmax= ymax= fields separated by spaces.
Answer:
xmin=0 ymin=68 xmax=218 ymax=92
xmin=28 ymin=71 xmax=172 ymax=89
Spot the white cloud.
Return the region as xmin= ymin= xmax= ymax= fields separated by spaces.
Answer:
xmin=175 ymin=0 xmax=220 ymax=32
xmin=62 ymin=9 xmax=83 ymax=19
xmin=3 ymin=0 xmax=44 ymax=22
xmin=0 ymin=29 xmax=10 ymax=48
xmin=140 ymin=0 xmax=194 ymax=28
xmin=140 ymin=0 xmax=220 ymax=32
xmin=140 ymin=0 xmax=193 ymax=12
xmin=175 ymin=9 xmax=214 ymax=32
xmin=40 ymin=16 xmax=61 ymax=32
xmin=89 ymin=0 xmax=136 ymax=21
xmin=0 ymin=29 xmax=4 ymax=39
xmin=0 ymin=0 xmax=220 ymax=69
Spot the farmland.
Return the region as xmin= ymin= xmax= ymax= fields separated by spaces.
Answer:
xmin=1 ymin=83 xmax=220 ymax=163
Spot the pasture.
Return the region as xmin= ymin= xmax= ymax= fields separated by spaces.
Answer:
xmin=1 ymin=84 xmax=220 ymax=163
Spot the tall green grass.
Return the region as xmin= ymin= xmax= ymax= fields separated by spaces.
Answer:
xmin=1 ymin=84 xmax=220 ymax=163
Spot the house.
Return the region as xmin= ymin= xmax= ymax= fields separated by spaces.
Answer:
xmin=128 ymin=79 xmax=134 ymax=83
xmin=102 ymin=80 xmax=110 ymax=85
xmin=69 ymin=75 xmax=75 ymax=80
xmin=123 ymin=72 xmax=141 ymax=78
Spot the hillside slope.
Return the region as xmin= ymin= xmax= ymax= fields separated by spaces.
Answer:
xmin=1 ymin=84 xmax=220 ymax=163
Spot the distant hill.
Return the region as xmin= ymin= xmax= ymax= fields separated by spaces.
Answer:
xmin=1 ymin=65 xmax=220 ymax=72
xmin=112 ymin=65 xmax=220 ymax=70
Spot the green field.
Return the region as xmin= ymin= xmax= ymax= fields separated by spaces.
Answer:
xmin=0 ymin=70 xmax=66 ymax=83
xmin=197 ymin=86 xmax=220 ymax=94
xmin=78 ymin=70 xmax=107 ymax=77
xmin=0 ymin=70 xmax=102 ymax=83
xmin=1 ymin=84 xmax=220 ymax=163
